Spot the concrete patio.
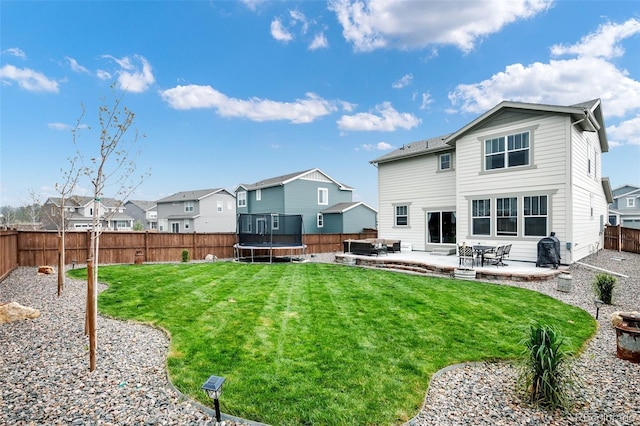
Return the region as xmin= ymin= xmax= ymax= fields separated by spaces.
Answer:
xmin=335 ymin=249 xmax=570 ymax=281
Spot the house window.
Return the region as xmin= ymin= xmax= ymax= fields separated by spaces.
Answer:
xmin=184 ymin=220 xmax=190 ymax=230
xmin=496 ymin=197 xmax=517 ymax=236
xmin=227 ymin=202 xmax=232 ymax=210
xmin=217 ymin=201 xmax=223 ymax=212
xmin=439 ymin=153 xmax=451 ymax=171
xmin=256 ymin=189 xmax=261 ymax=201
xmin=485 ymin=131 xmax=529 ymax=170
xmin=317 ymin=213 xmax=323 ymax=228
xmin=271 ymin=214 xmax=280 ymax=230
xmin=150 ymin=222 xmax=157 ymax=230
xmin=524 ymin=195 xmax=547 ymax=236
xmin=171 ymin=222 xmax=180 ymax=233
xmin=116 ymin=220 xmax=127 ymax=229
xmin=472 ymin=199 xmax=491 ymax=235
xmin=256 ymin=218 xmax=266 ymax=234
xmin=184 ymin=201 xmax=194 ymax=212
xmin=241 ymin=215 xmax=251 ymax=232
xmin=627 ymin=198 xmax=636 ymax=208
xmin=318 ymin=188 xmax=328 ymax=205
xmin=427 ymin=211 xmax=456 ymax=244
xmin=395 ymin=205 xmax=409 ymax=227
xmin=237 ymin=191 xmax=247 ymax=207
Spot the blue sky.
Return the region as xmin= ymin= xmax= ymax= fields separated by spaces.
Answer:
xmin=1 ymin=0 xmax=639 ymax=209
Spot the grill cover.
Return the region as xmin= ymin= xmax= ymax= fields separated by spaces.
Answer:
xmin=536 ymin=235 xmax=561 ymax=268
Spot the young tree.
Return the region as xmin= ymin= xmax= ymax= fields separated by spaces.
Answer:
xmin=78 ymin=85 xmax=149 ymax=371
xmin=22 ymin=188 xmax=44 ymax=230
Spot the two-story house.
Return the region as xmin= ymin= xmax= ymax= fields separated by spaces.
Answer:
xmin=156 ymin=188 xmax=236 ymax=233
xmin=609 ymin=185 xmax=640 ymax=229
xmin=371 ymin=99 xmax=613 ymax=264
xmin=124 ymin=200 xmax=158 ymax=230
xmin=235 ymin=169 xmax=377 ymax=234
xmin=42 ymin=196 xmax=134 ymax=230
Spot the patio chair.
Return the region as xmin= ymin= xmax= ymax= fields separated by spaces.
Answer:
xmin=503 ymin=244 xmax=512 ymax=260
xmin=484 ymin=245 xmax=506 ymax=266
xmin=458 ymin=243 xmax=476 ymax=268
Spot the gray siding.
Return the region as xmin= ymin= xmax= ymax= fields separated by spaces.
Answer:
xmin=342 ymin=207 xmax=377 ymax=233
xmin=284 ymin=179 xmax=352 ymax=234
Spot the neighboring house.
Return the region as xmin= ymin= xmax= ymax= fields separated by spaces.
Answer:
xmin=42 ymin=196 xmax=133 ymax=231
xmin=235 ymin=169 xmax=377 ymax=234
xmin=156 ymin=188 xmax=236 ymax=233
xmin=124 ymin=200 xmax=158 ymax=230
xmin=608 ymin=185 xmax=640 ymax=229
xmin=371 ymin=99 xmax=613 ymax=264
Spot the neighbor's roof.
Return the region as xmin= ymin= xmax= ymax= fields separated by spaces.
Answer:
xmin=321 ymin=201 xmax=377 ymax=214
xmin=126 ymin=200 xmax=157 ymax=211
xmin=45 ymin=195 xmax=122 ymax=208
xmin=156 ymin=188 xmax=233 ymax=203
xmin=236 ymin=168 xmax=353 ymax=191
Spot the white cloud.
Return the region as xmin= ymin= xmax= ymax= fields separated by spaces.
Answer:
xmin=551 ymin=18 xmax=640 ymax=59
xmin=2 ymin=47 xmax=26 ymax=59
xmin=102 ymin=54 xmax=155 ymax=93
xmin=48 ymin=122 xmax=72 ymax=131
xmin=65 ymin=56 xmax=89 ymax=74
xmin=448 ymin=17 xmax=640 ymax=120
xmin=309 ymin=33 xmax=329 ymax=50
xmin=328 ymin=0 xmax=552 ymax=52
xmin=420 ymin=92 xmax=433 ymax=110
xmin=96 ymin=69 xmax=111 ymax=80
xmin=361 ymin=141 xmax=394 ymax=150
xmin=160 ymin=84 xmax=339 ymax=124
xmin=392 ymin=73 xmax=413 ymax=89
xmin=337 ymin=102 xmax=421 ymax=131
xmin=0 ymin=64 xmax=59 ymax=93
xmin=271 ymin=18 xmax=294 ymax=42
xmin=607 ymin=116 xmax=640 ymax=146
xmin=240 ymin=0 xmax=265 ymax=12
xmin=290 ymin=10 xmax=309 ymax=34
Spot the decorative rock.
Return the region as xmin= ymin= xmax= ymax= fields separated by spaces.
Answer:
xmin=204 ymin=254 xmax=217 ymax=262
xmin=0 ymin=301 xmax=41 ymax=323
xmin=37 ymin=265 xmax=55 ymax=275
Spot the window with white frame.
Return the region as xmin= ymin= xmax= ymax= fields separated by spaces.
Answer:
xmin=524 ymin=195 xmax=547 ymax=236
xmin=318 ymin=188 xmax=328 ymax=205
xmin=394 ymin=205 xmax=408 ymax=227
xmin=237 ymin=191 xmax=247 ymax=207
xmin=184 ymin=220 xmax=190 ymax=230
xmin=241 ymin=215 xmax=251 ymax=232
xmin=217 ymin=201 xmax=223 ymax=212
xmin=496 ymin=197 xmax=517 ymax=236
xmin=271 ymin=214 xmax=279 ymax=230
xmin=485 ymin=131 xmax=529 ymax=170
xmin=256 ymin=189 xmax=261 ymax=201
xmin=627 ymin=198 xmax=636 ymax=208
xmin=317 ymin=213 xmax=323 ymax=228
xmin=472 ymin=199 xmax=491 ymax=235
xmin=184 ymin=201 xmax=194 ymax=212
xmin=439 ymin=153 xmax=451 ymax=171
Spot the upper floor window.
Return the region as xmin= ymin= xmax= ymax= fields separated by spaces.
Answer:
xmin=395 ymin=205 xmax=409 ymax=227
xmin=524 ymin=195 xmax=547 ymax=236
xmin=237 ymin=191 xmax=247 ymax=207
xmin=317 ymin=213 xmax=324 ymax=228
xmin=627 ymin=198 xmax=636 ymax=208
xmin=485 ymin=131 xmax=529 ymax=171
xmin=184 ymin=201 xmax=194 ymax=212
xmin=496 ymin=197 xmax=517 ymax=236
xmin=472 ymin=199 xmax=491 ymax=236
xmin=318 ymin=188 xmax=328 ymax=205
xmin=256 ymin=189 xmax=262 ymax=201
xmin=439 ymin=153 xmax=451 ymax=171
xmin=217 ymin=201 xmax=223 ymax=212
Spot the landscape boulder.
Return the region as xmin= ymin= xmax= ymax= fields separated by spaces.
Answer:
xmin=204 ymin=254 xmax=217 ymax=262
xmin=0 ymin=302 xmax=41 ymax=323
xmin=37 ymin=265 xmax=55 ymax=275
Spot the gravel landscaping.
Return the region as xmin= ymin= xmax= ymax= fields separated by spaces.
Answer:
xmin=1 ymin=250 xmax=638 ymax=425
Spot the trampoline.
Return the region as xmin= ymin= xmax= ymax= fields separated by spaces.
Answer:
xmin=234 ymin=213 xmax=306 ymax=263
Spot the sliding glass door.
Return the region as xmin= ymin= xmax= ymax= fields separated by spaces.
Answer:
xmin=427 ymin=211 xmax=456 ymax=244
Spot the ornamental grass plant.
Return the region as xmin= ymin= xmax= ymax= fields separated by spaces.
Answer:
xmin=518 ymin=321 xmax=577 ymax=411
xmin=592 ymin=273 xmax=617 ymax=304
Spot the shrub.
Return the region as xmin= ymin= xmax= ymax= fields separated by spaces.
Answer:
xmin=181 ymin=249 xmax=189 ymax=263
xmin=518 ymin=321 xmax=575 ymax=411
xmin=592 ymin=273 xmax=617 ymax=304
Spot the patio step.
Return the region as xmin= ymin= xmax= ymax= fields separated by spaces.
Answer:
xmin=429 ymin=248 xmax=456 ymax=256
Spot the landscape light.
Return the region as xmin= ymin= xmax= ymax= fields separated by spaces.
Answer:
xmin=594 ymin=299 xmax=604 ymax=320
xmin=201 ymin=375 xmax=226 ymax=423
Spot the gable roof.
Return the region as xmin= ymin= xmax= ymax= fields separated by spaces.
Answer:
xmin=236 ymin=168 xmax=353 ymax=192
xmin=156 ymin=188 xmax=233 ymax=203
xmin=44 ymin=195 xmax=122 ymax=208
xmin=321 ymin=201 xmax=377 ymax=214
xmin=612 ymin=185 xmax=640 ymax=199
xmin=445 ymin=99 xmax=608 ymax=152
xmin=126 ymin=200 xmax=157 ymax=211
xmin=370 ymin=134 xmax=452 ymax=165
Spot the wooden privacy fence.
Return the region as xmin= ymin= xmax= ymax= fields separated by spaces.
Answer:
xmin=603 ymin=225 xmax=640 ymax=254
xmin=0 ymin=229 xmax=378 ymax=279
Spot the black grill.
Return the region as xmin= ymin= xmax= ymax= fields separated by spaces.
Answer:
xmin=536 ymin=234 xmax=561 ymax=268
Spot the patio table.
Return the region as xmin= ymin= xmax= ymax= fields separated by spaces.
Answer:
xmin=473 ymin=245 xmax=496 ymax=267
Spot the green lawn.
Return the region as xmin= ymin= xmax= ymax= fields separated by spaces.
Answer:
xmin=69 ymin=262 xmax=596 ymax=425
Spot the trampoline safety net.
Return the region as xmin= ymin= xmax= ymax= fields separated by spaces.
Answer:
xmin=236 ymin=213 xmax=304 ymax=247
